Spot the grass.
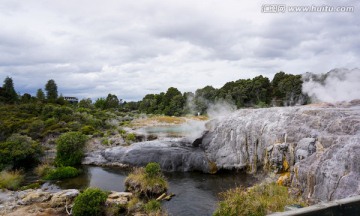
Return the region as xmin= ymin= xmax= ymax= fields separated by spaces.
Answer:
xmin=131 ymin=115 xmax=208 ymax=127
xmin=144 ymin=199 xmax=162 ymax=214
xmin=34 ymin=163 xmax=53 ymax=177
xmin=213 ymin=182 xmax=307 ymax=216
xmin=44 ymin=166 xmax=80 ymax=180
xmin=125 ymin=133 xmax=136 ymax=143
xmin=0 ymin=170 xmax=24 ymax=190
xmin=20 ymin=182 xmax=42 ymax=190
xmin=125 ymin=167 xmax=168 ymax=197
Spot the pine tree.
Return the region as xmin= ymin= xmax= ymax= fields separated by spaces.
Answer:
xmin=36 ymin=88 xmax=45 ymax=101
xmin=1 ymin=77 xmax=18 ymax=103
xmin=45 ymin=79 xmax=58 ymax=102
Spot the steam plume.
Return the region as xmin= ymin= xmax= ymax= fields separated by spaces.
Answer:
xmin=302 ymin=68 xmax=360 ymax=103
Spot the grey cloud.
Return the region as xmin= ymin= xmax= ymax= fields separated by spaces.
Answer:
xmin=0 ymin=0 xmax=359 ymax=101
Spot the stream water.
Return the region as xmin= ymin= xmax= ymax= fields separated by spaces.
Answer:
xmin=53 ymin=166 xmax=260 ymax=216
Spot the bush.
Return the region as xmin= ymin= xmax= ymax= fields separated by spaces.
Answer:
xmin=213 ymin=183 xmax=306 ymax=216
xmin=34 ymin=163 xmax=53 ymax=177
xmin=72 ymin=188 xmax=108 ymax=216
xmin=44 ymin=166 xmax=80 ymax=180
xmin=81 ymin=125 xmax=96 ymax=135
xmin=125 ymin=164 xmax=168 ymax=197
xmin=144 ymin=199 xmax=161 ymax=214
xmin=0 ymin=170 xmax=24 ymax=190
xmin=0 ymin=134 xmax=43 ymax=170
xmin=55 ymin=132 xmax=88 ymax=166
xmin=145 ymin=162 xmax=161 ymax=178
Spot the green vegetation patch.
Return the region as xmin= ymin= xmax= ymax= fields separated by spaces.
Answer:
xmin=44 ymin=166 xmax=80 ymax=180
xmin=144 ymin=199 xmax=162 ymax=214
xmin=72 ymin=187 xmax=108 ymax=216
xmin=55 ymin=132 xmax=88 ymax=166
xmin=213 ymin=182 xmax=306 ymax=216
xmin=0 ymin=134 xmax=43 ymax=170
xmin=0 ymin=170 xmax=24 ymax=190
xmin=125 ymin=163 xmax=168 ymax=197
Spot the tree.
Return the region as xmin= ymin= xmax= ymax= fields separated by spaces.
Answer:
xmin=56 ymin=94 xmax=66 ymax=105
xmin=20 ymin=93 xmax=33 ymax=103
xmin=79 ymin=98 xmax=93 ymax=109
xmin=105 ymin=93 xmax=120 ymax=109
xmin=36 ymin=89 xmax=45 ymax=101
xmin=55 ymin=132 xmax=88 ymax=166
xmin=271 ymin=72 xmax=306 ymax=106
xmin=194 ymin=85 xmax=217 ymax=114
xmin=1 ymin=77 xmax=18 ymax=103
xmin=94 ymin=97 xmax=106 ymax=110
xmin=139 ymin=94 xmax=157 ymax=113
xmin=251 ymin=75 xmax=271 ymax=105
xmin=277 ymin=75 xmax=304 ymax=106
xmin=165 ymin=94 xmax=185 ymax=116
xmin=45 ymin=79 xmax=58 ymax=102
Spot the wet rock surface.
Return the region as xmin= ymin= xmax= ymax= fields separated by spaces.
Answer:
xmin=84 ymin=140 xmax=212 ymax=172
xmin=201 ymin=102 xmax=360 ymax=201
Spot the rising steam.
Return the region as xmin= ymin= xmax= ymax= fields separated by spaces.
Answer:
xmin=302 ymin=68 xmax=360 ymax=103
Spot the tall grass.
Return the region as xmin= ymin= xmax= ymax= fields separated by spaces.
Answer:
xmin=213 ymin=182 xmax=306 ymax=216
xmin=125 ymin=166 xmax=168 ymax=197
xmin=34 ymin=163 xmax=53 ymax=177
xmin=0 ymin=170 xmax=24 ymax=190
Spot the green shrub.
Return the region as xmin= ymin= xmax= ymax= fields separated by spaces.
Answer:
xmin=118 ymin=128 xmax=126 ymax=135
xmin=81 ymin=125 xmax=96 ymax=135
xmin=27 ymin=119 xmax=45 ymax=139
xmin=0 ymin=170 xmax=24 ymax=190
xmin=125 ymin=133 xmax=136 ymax=143
xmin=44 ymin=166 xmax=80 ymax=180
xmin=144 ymin=199 xmax=161 ymax=214
xmin=72 ymin=188 xmax=108 ymax=216
xmin=0 ymin=134 xmax=43 ymax=169
xmin=213 ymin=183 xmax=306 ymax=216
xmin=145 ymin=162 xmax=161 ymax=178
xmin=68 ymin=121 xmax=82 ymax=131
xmin=55 ymin=132 xmax=88 ymax=166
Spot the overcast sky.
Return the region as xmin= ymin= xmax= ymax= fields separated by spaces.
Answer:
xmin=0 ymin=0 xmax=359 ymax=101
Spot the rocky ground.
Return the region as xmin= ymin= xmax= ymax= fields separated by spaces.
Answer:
xmin=201 ymin=100 xmax=360 ymax=202
xmin=0 ymin=187 xmax=133 ymax=216
xmin=83 ymin=100 xmax=360 ymax=203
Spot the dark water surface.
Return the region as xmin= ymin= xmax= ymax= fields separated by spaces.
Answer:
xmin=54 ymin=166 xmax=260 ymax=216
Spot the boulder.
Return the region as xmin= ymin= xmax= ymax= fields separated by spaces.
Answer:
xmin=21 ymin=191 xmax=52 ymax=205
xmin=106 ymin=191 xmax=132 ymax=206
xmin=49 ymin=189 xmax=79 ymax=207
xmin=84 ymin=140 xmax=212 ymax=173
